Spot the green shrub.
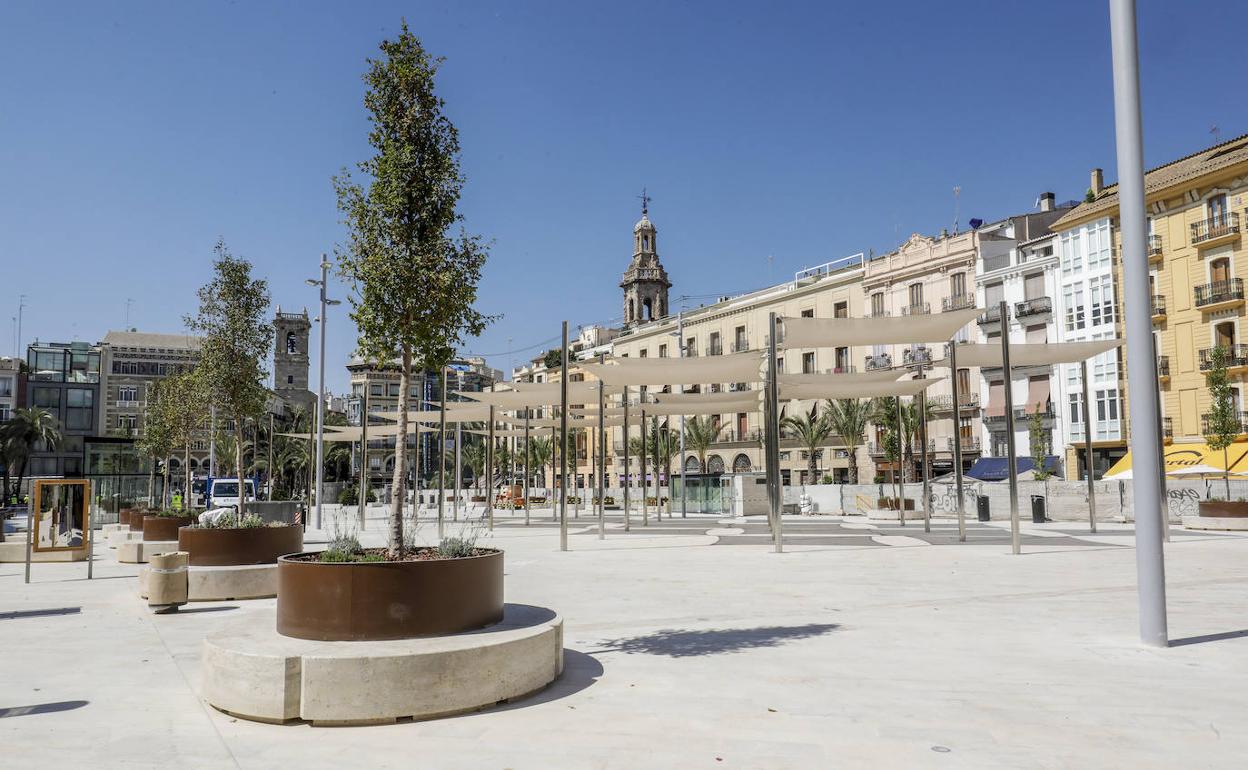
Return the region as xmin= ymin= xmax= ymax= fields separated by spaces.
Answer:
xmin=438 ymin=536 xmax=479 ymax=558
xmin=195 ymin=512 xmax=268 ymax=529
xmin=338 ymin=484 xmax=376 ymax=505
xmin=154 ymin=509 xmax=192 ymax=519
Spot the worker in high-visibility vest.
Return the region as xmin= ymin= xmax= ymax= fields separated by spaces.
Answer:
xmin=171 ymin=491 xmax=183 ymax=512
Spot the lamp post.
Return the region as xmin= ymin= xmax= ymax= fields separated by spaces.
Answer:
xmin=305 ymin=255 xmax=342 ymax=531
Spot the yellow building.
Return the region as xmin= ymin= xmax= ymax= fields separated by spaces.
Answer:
xmin=1052 ymin=134 xmax=1248 ymax=473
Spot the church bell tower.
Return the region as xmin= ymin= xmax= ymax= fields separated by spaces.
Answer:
xmin=620 ymin=190 xmax=672 ymax=326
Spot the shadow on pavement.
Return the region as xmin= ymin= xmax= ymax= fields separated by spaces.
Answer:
xmin=1169 ymin=629 xmax=1248 ymax=647
xmin=0 ymin=700 xmax=89 ymax=719
xmin=484 ymin=649 xmax=603 ymax=714
xmin=592 ymin=623 xmax=840 ymax=657
xmin=0 ymin=606 xmax=81 ymax=621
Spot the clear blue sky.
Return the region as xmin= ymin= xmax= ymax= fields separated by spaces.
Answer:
xmin=4 ymin=1 xmax=1247 ymax=391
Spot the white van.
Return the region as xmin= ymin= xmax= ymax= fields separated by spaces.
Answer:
xmin=209 ymin=479 xmax=255 ymax=511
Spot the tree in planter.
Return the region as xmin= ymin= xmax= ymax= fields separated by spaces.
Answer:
xmin=162 ymin=371 xmax=208 ymax=510
xmin=335 ymin=25 xmax=493 ymax=556
xmin=136 ymin=379 xmax=176 ymax=508
xmin=186 ymin=241 xmax=273 ymax=517
xmin=1204 ymin=344 xmax=1240 ymax=499
xmin=781 ymin=408 xmax=833 ymax=484
xmin=824 ymin=398 xmax=872 ymax=484
xmin=1028 ymin=404 xmax=1054 ymax=481
xmin=1 ymin=408 xmax=62 ymax=505
xmin=682 ymin=416 xmax=725 ymax=473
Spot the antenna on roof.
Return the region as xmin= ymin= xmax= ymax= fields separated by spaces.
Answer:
xmin=952 ymin=186 xmax=962 ymax=234
xmin=1211 ymin=124 xmax=1221 ymax=143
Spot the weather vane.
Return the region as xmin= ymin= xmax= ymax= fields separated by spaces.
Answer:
xmin=638 ymin=187 xmax=651 ymax=216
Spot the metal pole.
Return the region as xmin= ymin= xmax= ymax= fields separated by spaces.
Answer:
xmin=640 ymin=407 xmax=649 ymax=526
xmin=209 ymin=405 xmax=216 ymax=482
xmin=86 ymin=482 xmax=93 ymax=580
xmin=950 ymin=340 xmax=966 ymax=542
xmin=767 ymin=312 xmax=783 ymax=553
xmin=1000 ymin=300 xmax=1021 ymax=555
xmin=359 ymin=387 xmax=369 ymax=528
xmin=1082 ymin=360 xmax=1098 ymax=533
xmin=678 ymin=310 xmax=687 ymax=518
xmin=268 ymin=412 xmax=274 ymax=502
xmin=438 ymin=368 xmax=447 ymax=536
xmin=653 ymin=416 xmax=662 ymax=522
xmin=523 ymin=412 xmax=531 ymax=526
xmin=315 ymin=256 xmax=329 ymax=531
xmin=895 ymin=396 xmax=905 ymax=526
xmin=487 ymin=399 xmax=495 ymax=532
xmin=551 ymin=425 xmax=557 ymax=522
xmin=24 ymin=501 xmax=33 ymax=584
xmin=559 ymin=322 xmax=569 ymax=551
xmin=1110 ymin=0 xmax=1168 ymax=646
xmin=919 ymin=366 xmax=931 ymax=534
xmin=598 ymin=354 xmax=606 ymax=539
xmin=454 ymin=420 xmax=461 ymax=522
xmin=623 ymin=386 xmax=631 ymax=532
xmin=1152 ymin=335 xmax=1169 ymax=543
xmin=306 ymin=409 xmax=314 ymax=520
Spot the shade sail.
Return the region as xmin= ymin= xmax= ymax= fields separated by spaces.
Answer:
xmin=496 ymin=415 xmax=625 ymax=429
xmin=777 ymin=370 xmax=903 ymax=386
xmin=779 ymin=377 xmax=938 ymax=401
xmin=650 ymin=390 xmax=760 ymax=405
xmin=633 ymin=398 xmax=762 ymax=416
xmin=581 ymin=352 xmax=764 ymax=386
xmin=949 ymin=339 xmax=1123 ymax=368
xmin=780 ymin=308 xmax=982 ymax=348
xmin=454 ymin=381 xmax=606 ymax=408
xmin=464 ymin=428 xmax=535 ymax=438
xmin=566 ymin=405 xmax=628 ymax=416
xmin=1104 ymin=442 xmax=1248 ymax=478
xmin=371 ymin=406 xmax=494 ymax=423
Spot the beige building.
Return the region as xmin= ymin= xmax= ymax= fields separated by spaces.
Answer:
xmin=862 ymin=230 xmax=984 ymax=476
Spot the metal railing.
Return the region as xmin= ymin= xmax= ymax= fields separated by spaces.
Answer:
xmin=928 ymin=393 xmax=980 ymax=411
xmin=1148 ymin=234 xmax=1163 ymax=257
xmin=902 ymin=346 xmax=932 ymax=365
xmin=1157 ymin=355 xmax=1170 ymax=377
xmin=1194 ymin=278 xmax=1244 ymax=308
xmin=1014 ymin=296 xmax=1052 ymax=318
xmin=901 ymin=302 xmax=930 ymax=316
xmin=865 ymin=354 xmax=892 ymax=371
xmin=1198 ymin=344 xmax=1248 ymax=371
xmin=1190 ymin=212 xmax=1240 ymax=245
xmin=985 ymin=407 xmax=1055 ymax=425
xmin=1163 ymin=417 xmax=1173 ymax=439
xmin=1151 ymin=295 xmax=1166 ymax=317
xmin=830 ymin=364 xmax=856 ymax=374
xmin=731 ymin=340 xmax=750 ymax=353
xmin=1201 ymin=410 xmax=1248 ymax=435
xmin=977 ymin=305 xmax=1003 ymax=325
xmin=942 ymin=294 xmax=976 ymax=312
xmin=707 ymin=342 xmax=723 ymax=356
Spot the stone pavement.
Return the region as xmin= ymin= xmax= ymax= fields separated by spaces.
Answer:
xmin=2 ymin=513 xmax=1247 ymax=769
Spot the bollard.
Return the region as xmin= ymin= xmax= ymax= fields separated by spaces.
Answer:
xmin=147 ymin=551 xmax=189 ymax=614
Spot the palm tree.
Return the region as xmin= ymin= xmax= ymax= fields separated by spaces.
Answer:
xmin=526 ymin=436 xmax=552 ymax=488
xmin=824 ymin=398 xmax=872 ymax=483
xmin=646 ymin=424 xmax=679 ymax=484
xmin=781 ymin=408 xmax=834 ymax=484
xmin=1 ymin=408 xmax=63 ymax=503
xmin=682 ymin=416 xmax=725 ymax=473
xmin=462 ymin=441 xmax=487 ymax=493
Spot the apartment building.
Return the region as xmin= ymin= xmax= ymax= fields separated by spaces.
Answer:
xmin=24 ymin=341 xmax=104 ymax=477
xmin=0 ymin=356 xmax=21 ymax=425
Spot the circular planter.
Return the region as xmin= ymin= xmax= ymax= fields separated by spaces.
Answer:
xmin=178 ymin=524 xmax=303 ymax=567
xmin=129 ymin=512 xmax=149 ymax=532
xmin=276 ymin=549 xmax=504 ymax=641
xmin=143 ymin=515 xmax=195 ymax=542
xmin=118 ymin=509 xmax=133 ymax=527
xmin=1198 ymin=500 xmax=1248 ymax=518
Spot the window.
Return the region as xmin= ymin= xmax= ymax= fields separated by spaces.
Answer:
xmin=800 ymin=308 xmax=814 ymax=318
xmin=639 ymin=349 xmax=648 ymax=358
xmin=734 ymin=325 xmax=747 ymax=351
xmin=286 ymin=332 xmax=297 ymax=354
xmin=1060 ymin=230 xmax=1080 ymax=274
xmin=834 ymin=302 xmax=848 ymax=319
xmin=1069 ymin=392 xmax=1082 ymax=428
xmin=834 ymin=347 xmax=850 ymax=373
xmin=950 ymin=272 xmax=966 ymax=300
xmin=370 ymin=383 xmax=383 ymax=396
xmin=658 ymin=344 xmax=667 ymax=358
xmin=685 ymin=337 xmax=697 ymax=357
xmin=118 ymin=414 xmax=138 ymax=430
xmin=0 ymin=377 xmax=12 ymax=398
xmin=0 ymin=405 xmax=10 ymax=422
xmin=387 ymin=383 xmax=400 ymax=397
xmin=1096 ymin=388 xmax=1119 ymax=421
xmin=1208 ymin=193 xmax=1228 ymax=223
xmin=66 ymin=388 xmax=93 ymax=407
xmin=871 ymin=292 xmax=885 ymax=316
xmin=709 ymin=332 xmax=722 ymax=355
xmin=1064 ymin=284 xmax=1086 ymax=332
xmin=118 ymin=386 xmax=137 ymax=402
xmin=908 ymin=283 xmax=923 ymax=307
xmin=1089 ymin=276 xmax=1115 ymax=326
xmin=287 ymin=375 xmax=294 ymax=384
xmin=33 ymin=387 xmax=60 ymax=408
xmin=802 ymin=352 xmax=815 ymax=374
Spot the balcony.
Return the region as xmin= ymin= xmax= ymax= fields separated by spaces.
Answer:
xmin=1194 ymin=278 xmax=1245 ymax=311
xmin=1190 ymin=212 xmax=1241 ymax=249
xmin=928 ymin=393 xmax=981 ymax=412
xmin=829 ymin=364 xmax=857 ymax=374
xmin=1157 ymin=355 xmax=1170 ymax=380
xmin=115 ymin=400 xmax=145 ymax=409
xmin=984 ymin=407 xmax=1055 ymax=427
xmin=1163 ymin=417 xmax=1173 ymax=440
xmin=1201 ymin=410 xmax=1248 ymax=435
xmin=865 ymin=353 xmax=893 ymax=371
xmin=927 ymin=436 xmax=981 ymax=453
xmin=1151 ymin=295 xmax=1166 ymax=321
xmin=730 ymin=340 xmax=751 ymax=353
xmin=1198 ymin=344 xmax=1248 ymax=372
xmin=707 ymin=342 xmax=723 ymax=356
xmin=1148 ymin=234 xmax=1163 ymax=264
xmin=977 ymin=305 xmax=1004 ymax=327
xmin=866 ymin=307 xmax=890 ymax=319
xmin=942 ymin=294 xmax=976 ymax=312
xmin=1014 ymin=296 xmax=1053 ymax=320
xmin=902 ymin=346 xmax=932 ymax=366
xmin=901 ymin=302 xmax=930 ymax=316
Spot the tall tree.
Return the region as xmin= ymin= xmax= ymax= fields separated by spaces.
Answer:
xmin=1027 ymin=404 xmax=1054 ymax=481
xmin=1 ymin=408 xmax=62 ymax=504
xmin=136 ymin=379 xmax=176 ymax=507
xmin=186 ymin=241 xmax=273 ymax=515
xmin=824 ymin=398 xmax=872 ymax=484
xmin=682 ymin=415 xmax=725 ymax=473
xmin=335 ymin=24 xmax=493 ymax=556
xmin=1205 ymin=345 xmax=1240 ymax=498
xmin=781 ymin=408 xmax=834 ymax=483
xmin=163 ymin=372 xmax=208 ymax=509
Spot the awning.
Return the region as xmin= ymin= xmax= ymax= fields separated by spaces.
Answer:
xmin=632 ymin=398 xmax=761 ymax=416
xmin=581 ymin=352 xmax=765 ymax=386
xmin=779 ymin=308 xmax=981 ymax=348
xmin=780 ymin=377 xmax=937 ymax=401
xmin=454 ymin=381 xmax=605 ymax=408
xmin=1104 ymin=441 xmax=1248 ymax=478
xmin=949 ymin=339 xmax=1122 ymax=368
xmin=966 ymin=456 xmax=1061 ymax=481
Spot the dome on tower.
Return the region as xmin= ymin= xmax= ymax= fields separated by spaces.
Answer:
xmin=633 ymin=213 xmax=655 ymax=233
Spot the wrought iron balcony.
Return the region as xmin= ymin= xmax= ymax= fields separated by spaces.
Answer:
xmin=865 ymin=353 xmax=893 ymax=371
xmin=1157 ymin=355 xmax=1170 ymax=378
xmin=1201 ymin=410 xmax=1248 ymax=435
xmin=730 ymin=340 xmax=751 ymax=353
xmin=1151 ymin=295 xmax=1166 ymax=318
xmin=1194 ymin=278 xmax=1245 ymax=309
xmin=866 ymin=307 xmax=889 ymax=318
xmin=707 ymin=342 xmax=723 ymax=356
xmin=977 ymin=305 xmax=1004 ymax=326
xmin=1190 ymin=212 xmax=1240 ymax=246
xmin=928 ymin=393 xmax=980 ymax=412
xmin=1163 ymin=417 xmax=1173 ymax=439
xmin=942 ymin=294 xmax=976 ymax=312
xmin=985 ymin=407 xmax=1054 ymax=426
xmin=901 ymin=302 xmax=930 ymax=316
xmin=1198 ymin=344 xmax=1248 ymax=371
xmin=1014 ymin=296 xmax=1052 ymax=319
xmin=902 ymin=346 xmax=932 ymax=366
xmin=1148 ymin=234 xmax=1163 ymax=261
xmin=829 ymin=364 xmax=857 ymax=374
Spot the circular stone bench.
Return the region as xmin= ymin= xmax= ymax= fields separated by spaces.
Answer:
xmin=139 ymin=563 xmax=278 ymax=601
xmin=118 ymin=540 xmax=178 ymax=564
xmin=202 ymin=603 xmax=563 ymax=725
xmin=1183 ymin=514 xmax=1248 ymax=531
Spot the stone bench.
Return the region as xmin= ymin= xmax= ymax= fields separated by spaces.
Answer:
xmin=138 ymin=563 xmax=279 ymax=601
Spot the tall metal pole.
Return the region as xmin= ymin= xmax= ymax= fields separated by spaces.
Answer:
xmin=454 ymin=420 xmax=461 ymax=522
xmin=359 ymin=387 xmax=369 ymax=527
xmin=267 ymin=412 xmax=274 ymax=502
xmin=1110 ymin=0 xmax=1168 ymax=646
xmin=950 ymin=340 xmax=966 ymax=542
xmin=623 ymin=386 xmax=631 ymax=532
xmin=314 ymin=256 xmax=329 ymax=531
xmin=559 ymin=322 xmax=569 ymax=551
xmin=1000 ymin=300 xmax=1021 ymax=555
xmin=1152 ymin=335 xmax=1170 ymax=543
xmin=766 ymin=312 xmax=783 ymax=553
xmin=487 ymin=398 xmax=496 ymax=532
xmin=653 ymin=416 xmax=662 ymax=522
xmin=1081 ymin=360 xmax=1098 ymax=533
xmin=597 ymin=354 xmax=606 ymax=539
xmin=678 ymin=310 xmax=687 ymax=518
xmin=919 ymin=364 xmax=931 ymax=534
xmin=523 ymin=411 xmax=531 ymax=526
xmin=438 ymin=368 xmax=447 ymax=536
xmin=306 ymin=409 xmax=314 ymax=520
xmin=640 ymin=407 xmax=649 ymax=526
xmin=209 ymin=405 xmax=216 ymax=483
xmin=550 ymin=424 xmax=557 ymax=521
xmin=895 ymin=396 xmax=906 ymax=526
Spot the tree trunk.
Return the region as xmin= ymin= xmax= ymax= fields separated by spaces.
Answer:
xmin=847 ymin=443 xmax=858 ymax=485
xmin=389 ymin=347 xmax=411 ymax=556
xmin=184 ymin=443 xmax=192 ymax=513
xmin=1225 ymin=446 xmax=1232 ymax=500
xmin=234 ymin=418 xmax=246 ymax=516
xmin=147 ymin=459 xmax=157 ymax=509
xmin=808 ymin=448 xmax=818 ymax=483
xmin=164 ymin=459 xmax=171 ymax=509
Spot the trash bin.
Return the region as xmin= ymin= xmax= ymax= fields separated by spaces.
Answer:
xmin=147 ymin=551 xmax=189 ymax=614
xmin=976 ymin=495 xmax=990 ymax=522
xmin=1030 ymin=495 xmax=1046 ymax=523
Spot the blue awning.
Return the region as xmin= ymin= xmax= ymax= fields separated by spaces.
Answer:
xmin=966 ymin=456 xmax=1061 ymax=481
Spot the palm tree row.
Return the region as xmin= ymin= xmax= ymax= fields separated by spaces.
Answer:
xmin=1 ymin=407 xmax=63 ymax=504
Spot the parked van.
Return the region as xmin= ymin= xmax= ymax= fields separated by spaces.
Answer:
xmin=209 ymin=479 xmax=255 ymax=511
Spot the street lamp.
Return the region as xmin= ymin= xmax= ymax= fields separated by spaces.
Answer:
xmin=306 ymin=255 xmax=342 ymax=530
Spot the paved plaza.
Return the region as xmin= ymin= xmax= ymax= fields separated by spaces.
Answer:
xmin=3 ymin=512 xmax=1247 ymax=769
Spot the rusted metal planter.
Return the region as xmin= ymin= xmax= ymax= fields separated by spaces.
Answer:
xmin=276 ymin=549 xmax=504 ymax=641
xmin=129 ymin=511 xmax=150 ymax=532
xmin=118 ymin=508 xmax=134 ymax=527
xmin=178 ymin=525 xmax=303 ymax=567
xmin=143 ymin=515 xmax=195 ymax=542
xmin=1198 ymin=500 xmax=1248 ymax=518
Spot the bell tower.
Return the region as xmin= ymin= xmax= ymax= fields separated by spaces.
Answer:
xmin=273 ymin=307 xmax=315 ymax=410
xmin=620 ymin=190 xmax=672 ymax=326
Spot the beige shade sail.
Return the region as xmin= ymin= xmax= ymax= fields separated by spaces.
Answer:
xmin=780 ymin=377 xmax=939 ymax=401
xmin=566 ymin=405 xmax=628 ymax=416
xmin=581 ymin=351 xmax=765 ymax=386
xmin=464 ymin=428 xmax=534 ymax=438
xmin=777 ymin=370 xmax=904 ymax=387
xmin=454 ymin=381 xmax=605 ymax=408
xmin=278 ymin=424 xmax=435 ymax=441
xmin=371 ymin=406 xmax=494 ymax=423
xmin=650 ymin=390 xmax=760 ymax=405
xmin=946 ymin=339 xmax=1123 ymax=368
xmin=634 ymin=397 xmax=762 ymax=416
xmin=496 ymin=416 xmax=626 ymax=429
xmin=779 ymin=307 xmax=982 ymax=348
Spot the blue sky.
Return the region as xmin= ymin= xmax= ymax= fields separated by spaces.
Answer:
xmin=3 ymin=1 xmax=1247 ymax=392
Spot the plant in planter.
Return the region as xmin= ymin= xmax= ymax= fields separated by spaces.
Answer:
xmin=179 ymin=513 xmax=304 ymax=566
xmin=337 ymin=484 xmax=376 ymax=506
xmin=1204 ymin=345 xmax=1240 ymax=507
xmin=143 ymin=508 xmax=196 ymax=541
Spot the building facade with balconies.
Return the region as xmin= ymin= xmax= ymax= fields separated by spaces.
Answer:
xmin=1051 ymin=134 xmax=1248 ymax=476
xmin=863 ymin=229 xmax=984 ymax=476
